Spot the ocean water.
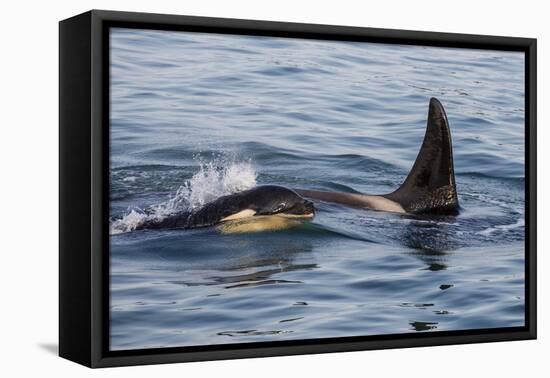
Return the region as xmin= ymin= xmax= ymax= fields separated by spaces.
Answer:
xmin=109 ymin=28 xmax=525 ymax=351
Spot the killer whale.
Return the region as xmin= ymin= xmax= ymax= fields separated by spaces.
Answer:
xmin=135 ymin=185 xmax=315 ymax=231
xmin=295 ymin=97 xmax=459 ymax=214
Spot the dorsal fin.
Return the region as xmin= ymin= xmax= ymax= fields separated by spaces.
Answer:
xmin=384 ymin=98 xmax=459 ymax=214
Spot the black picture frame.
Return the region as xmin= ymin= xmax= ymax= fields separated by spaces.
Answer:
xmin=59 ymin=9 xmax=537 ymax=368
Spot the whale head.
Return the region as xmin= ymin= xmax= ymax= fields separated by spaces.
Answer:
xmin=247 ymin=185 xmax=315 ymax=218
xmin=216 ymin=185 xmax=315 ymax=223
xmin=186 ymin=185 xmax=315 ymax=228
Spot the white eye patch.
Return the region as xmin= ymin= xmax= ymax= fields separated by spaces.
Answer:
xmin=220 ymin=209 xmax=257 ymax=222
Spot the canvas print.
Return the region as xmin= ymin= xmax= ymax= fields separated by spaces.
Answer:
xmin=108 ymin=27 xmax=525 ymax=351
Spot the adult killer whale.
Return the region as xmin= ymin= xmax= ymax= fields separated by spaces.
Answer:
xmin=135 ymin=185 xmax=315 ymax=231
xmin=295 ymin=98 xmax=459 ymax=214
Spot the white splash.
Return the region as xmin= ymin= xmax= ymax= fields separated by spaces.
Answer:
xmin=110 ymin=157 xmax=257 ymax=235
xmin=174 ymin=158 xmax=257 ymax=211
xmin=110 ymin=209 xmax=149 ymax=235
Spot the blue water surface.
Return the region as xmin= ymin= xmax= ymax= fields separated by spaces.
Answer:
xmin=109 ymin=28 xmax=525 ymax=351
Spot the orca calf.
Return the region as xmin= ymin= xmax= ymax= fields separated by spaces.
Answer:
xmin=296 ymin=97 xmax=459 ymax=214
xmin=135 ymin=185 xmax=315 ymax=231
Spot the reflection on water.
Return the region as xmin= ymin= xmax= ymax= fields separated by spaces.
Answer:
xmin=169 ymin=263 xmax=318 ymax=289
xmin=109 ymin=28 xmax=525 ymax=350
xmin=402 ymin=216 xmax=460 ymax=253
xmin=410 ymin=321 xmax=439 ymax=331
